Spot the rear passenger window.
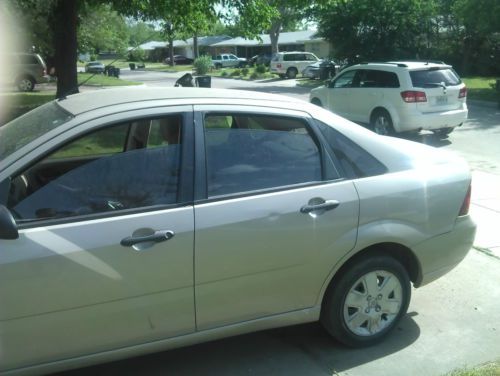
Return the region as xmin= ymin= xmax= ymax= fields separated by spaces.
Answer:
xmin=410 ymin=68 xmax=461 ymax=87
xmin=316 ymin=121 xmax=387 ymax=178
xmin=204 ymin=114 xmax=323 ymax=196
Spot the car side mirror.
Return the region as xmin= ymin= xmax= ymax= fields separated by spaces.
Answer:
xmin=0 ymin=205 xmax=18 ymax=240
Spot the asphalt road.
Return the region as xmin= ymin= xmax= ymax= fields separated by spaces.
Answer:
xmin=55 ymin=69 xmax=500 ymax=376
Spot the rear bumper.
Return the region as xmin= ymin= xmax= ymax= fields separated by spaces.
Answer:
xmin=413 ymin=215 xmax=476 ymax=287
xmin=397 ymin=106 xmax=468 ymax=132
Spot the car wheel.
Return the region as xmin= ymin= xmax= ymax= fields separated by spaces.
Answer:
xmin=278 ymin=74 xmax=286 ymax=79
xmin=433 ymin=127 xmax=454 ymax=138
xmin=311 ymin=98 xmax=322 ymax=107
xmin=286 ymin=68 xmax=297 ymax=79
xmin=371 ymin=110 xmax=395 ymax=136
xmin=17 ymin=76 xmax=35 ymax=92
xmin=321 ymin=255 xmax=411 ymax=347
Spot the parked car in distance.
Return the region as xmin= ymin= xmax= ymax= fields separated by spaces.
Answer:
xmin=164 ymin=55 xmax=194 ymax=65
xmin=84 ymin=61 xmax=105 ymax=74
xmin=0 ymin=52 xmax=49 ymax=92
xmin=0 ymin=87 xmax=475 ymax=375
xmin=212 ymin=53 xmax=247 ymax=69
xmin=249 ymin=53 xmax=274 ymax=67
xmin=310 ymin=61 xmax=468 ymax=136
xmin=302 ymin=59 xmax=340 ymax=80
xmin=270 ymin=51 xmax=320 ymax=79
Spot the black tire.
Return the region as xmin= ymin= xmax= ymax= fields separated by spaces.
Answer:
xmin=16 ymin=75 xmax=35 ymax=92
xmin=286 ymin=67 xmax=297 ymax=79
xmin=311 ymin=98 xmax=323 ymax=107
xmin=321 ymin=255 xmax=411 ymax=347
xmin=433 ymin=127 xmax=454 ymax=138
xmin=370 ymin=110 xmax=395 ymax=136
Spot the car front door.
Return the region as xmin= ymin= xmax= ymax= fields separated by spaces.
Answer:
xmin=0 ymin=110 xmax=195 ymax=372
xmin=327 ymin=69 xmax=360 ymax=119
xmin=192 ymin=106 xmax=359 ymax=330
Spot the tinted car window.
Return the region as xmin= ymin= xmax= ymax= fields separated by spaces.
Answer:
xmin=333 ymin=70 xmax=357 ymax=88
xmin=360 ymin=70 xmax=400 ymax=88
xmin=204 ymin=114 xmax=322 ymax=196
xmin=316 ymin=121 xmax=387 ymax=178
xmin=283 ymin=54 xmax=298 ymax=61
xmin=410 ymin=68 xmax=461 ymax=87
xmin=9 ymin=116 xmax=183 ymax=222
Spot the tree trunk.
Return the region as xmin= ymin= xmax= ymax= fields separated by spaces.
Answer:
xmin=269 ymin=21 xmax=281 ymax=54
xmin=54 ymin=0 xmax=79 ymax=99
xmin=168 ymin=38 xmax=175 ymax=66
xmin=193 ymin=34 xmax=199 ymax=59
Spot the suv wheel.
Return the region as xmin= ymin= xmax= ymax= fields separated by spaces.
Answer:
xmin=371 ymin=110 xmax=394 ymax=136
xmin=17 ymin=76 xmax=35 ymax=92
xmin=321 ymin=255 xmax=411 ymax=347
xmin=286 ymin=68 xmax=297 ymax=79
xmin=311 ymin=98 xmax=322 ymax=107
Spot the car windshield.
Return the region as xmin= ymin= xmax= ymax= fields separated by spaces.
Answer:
xmin=0 ymin=101 xmax=73 ymax=161
xmin=410 ymin=68 xmax=461 ymax=87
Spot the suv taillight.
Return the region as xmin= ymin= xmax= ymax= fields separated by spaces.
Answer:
xmin=459 ymin=86 xmax=467 ymax=98
xmin=276 ymin=63 xmax=282 ymax=68
xmin=459 ymin=184 xmax=472 ymax=216
xmin=401 ymin=91 xmax=427 ymax=103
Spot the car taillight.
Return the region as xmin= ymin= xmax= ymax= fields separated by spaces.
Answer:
xmin=459 ymin=184 xmax=472 ymax=216
xmin=277 ymin=63 xmax=282 ymax=68
xmin=401 ymin=91 xmax=427 ymax=103
xmin=459 ymin=86 xmax=467 ymax=98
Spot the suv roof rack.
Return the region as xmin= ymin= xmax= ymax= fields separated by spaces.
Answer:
xmin=359 ymin=62 xmax=408 ymax=68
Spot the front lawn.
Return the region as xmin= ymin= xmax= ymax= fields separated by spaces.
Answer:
xmin=211 ymin=66 xmax=274 ymax=80
xmin=77 ymin=72 xmax=141 ymax=86
xmin=446 ymin=361 xmax=500 ymax=376
xmin=462 ymin=77 xmax=498 ymax=102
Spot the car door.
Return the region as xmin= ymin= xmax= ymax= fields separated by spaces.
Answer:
xmin=192 ymin=106 xmax=359 ymax=330
xmin=327 ymin=69 xmax=360 ymax=119
xmin=0 ymin=110 xmax=195 ymax=372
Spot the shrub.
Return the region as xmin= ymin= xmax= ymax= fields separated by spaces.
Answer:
xmin=221 ymin=70 xmax=228 ymax=77
xmin=230 ymin=69 xmax=241 ymax=76
xmin=128 ymin=48 xmax=145 ymax=62
xmin=193 ymin=55 xmax=212 ymax=75
xmin=256 ymin=64 xmax=267 ymax=74
xmin=241 ymin=67 xmax=249 ymax=76
xmin=250 ymin=72 xmax=259 ymax=80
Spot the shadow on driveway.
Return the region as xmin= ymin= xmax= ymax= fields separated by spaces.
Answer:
xmin=57 ymin=313 xmax=420 ymax=376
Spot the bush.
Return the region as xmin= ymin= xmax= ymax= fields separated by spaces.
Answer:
xmin=250 ymin=72 xmax=259 ymax=80
xmin=128 ymin=48 xmax=145 ymax=62
xmin=256 ymin=64 xmax=267 ymax=74
xmin=220 ymin=70 xmax=228 ymax=77
xmin=194 ymin=55 xmax=212 ymax=75
xmin=230 ymin=69 xmax=241 ymax=76
xmin=241 ymin=67 xmax=249 ymax=76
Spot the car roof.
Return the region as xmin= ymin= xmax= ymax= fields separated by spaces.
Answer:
xmin=57 ymin=87 xmax=304 ymax=116
xmin=350 ymin=61 xmax=452 ymax=70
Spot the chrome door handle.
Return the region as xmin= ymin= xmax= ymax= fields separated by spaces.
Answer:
xmin=300 ymin=200 xmax=340 ymax=213
xmin=121 ymin=230 xmax=174 ymax=247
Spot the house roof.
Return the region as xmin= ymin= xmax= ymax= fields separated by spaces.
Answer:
xmin=211 ymin=30 xmax=322 ymax=47
xmin=129 ymin=35 xmax=232 ymax=51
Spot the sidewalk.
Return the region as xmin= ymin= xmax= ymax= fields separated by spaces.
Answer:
xmin=470 ymin=169 xmax=500 ymax=258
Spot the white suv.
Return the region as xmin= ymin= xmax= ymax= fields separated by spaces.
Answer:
xmin=270 ymin=51 xmax=319 ymax=79
xmin=310 ymin=61 xmax=468 ymax=136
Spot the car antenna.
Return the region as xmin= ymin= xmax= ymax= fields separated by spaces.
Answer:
xmin=59 ymin=32 xmax=162 ymax=99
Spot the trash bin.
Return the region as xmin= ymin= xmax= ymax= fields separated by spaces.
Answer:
xmin=107 ymin=66 xmax=115 ymax=77
xmin=195 ymin=75 xmax=211 ymax=88
xmin=129 ymin=63 xmax=136 ymax=70
xmin=319 ymin=61 xmax=335 ymax=80
xmin=174 ymin=73 xmax=194 ymax=87
xmin=113 ymin=67 xmax=120 ymax=78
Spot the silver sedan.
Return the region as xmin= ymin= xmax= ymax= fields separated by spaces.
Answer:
xmin=0 ymin=88 xmax=476 ymax=375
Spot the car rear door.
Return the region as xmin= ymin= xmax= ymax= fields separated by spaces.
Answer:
xmin=0 ymin=108 xmax=195 ymax=372
xmin=192 ymin=105 xmax=359 ymax=330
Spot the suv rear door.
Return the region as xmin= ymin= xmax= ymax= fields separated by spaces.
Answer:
xmin=409 ymin=67 xmax=465 ymax=113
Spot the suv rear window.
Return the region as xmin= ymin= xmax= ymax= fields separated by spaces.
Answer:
xmin=410 ymin=68 xmax=461 ymax=87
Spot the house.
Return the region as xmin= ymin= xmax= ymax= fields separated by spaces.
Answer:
xmin=210 ymin=30 xmax=332 ymax=59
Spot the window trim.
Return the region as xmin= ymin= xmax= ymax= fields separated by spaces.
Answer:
xmin=5 ymin=108 xmax=195 ymax=229
xmin=194 ymin=108 xmax=341 ymax=203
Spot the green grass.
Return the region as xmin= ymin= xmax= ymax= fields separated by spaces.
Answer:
xmin=446 ymin=361 xmax=500 ymax=376
xmin=462 ymin=77 xmax=498 ymax=102
xmin=77 ymin=72 xmax=141 ymax=86
xmin=296 ymin=77 xmax=327 ymax=88
xmin=211 ymin=67 xmax=274 ymax=80
xmin=144 ymin=63 xmax=194 ymax=72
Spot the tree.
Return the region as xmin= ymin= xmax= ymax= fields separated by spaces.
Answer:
xmin=127 ymin=22 xmax=163 ymax=47
xmin=268 ymin=0 xmax=306 ymax=54
xmin=312 ymin=0 xmax=437 ymax=62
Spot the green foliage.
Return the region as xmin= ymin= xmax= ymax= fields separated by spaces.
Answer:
xmin=230 ymin=69 xmax=241 ymax=76
xmin=127 ymin=22 xmax=162 ymax=47
xmin=221 ymin=71 xmax=229 ymax=77
xmin=128 ymin=48 xmax=146 ymax=62
xmin=241 ymin=67 xmax=249 ymax=76
xmin=256 ymin=64 xmax=267 ymax=74
xmin=249 ymin=72 xmax=259 ymax=79
xmin=78 ymin=3 xmax=129 ymax=56
xmin=193 ymin=55 xmax=212 ymax=75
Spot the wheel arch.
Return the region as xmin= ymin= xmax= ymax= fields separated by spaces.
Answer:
xmin=318 ymin=242 xmax=421 ymax=307
xmin=369 ymin=106 xmax=401 ymax=132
